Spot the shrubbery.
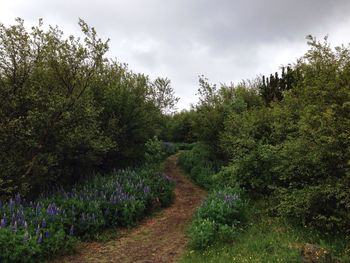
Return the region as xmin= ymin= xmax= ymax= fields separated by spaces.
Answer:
xmin=175 ymin=142 xmax=197 ymax=151
xmin=178 ymin=143 xmax=219 ymax=189
xmin=0 ymin=19 xmax=178 ymax=199
xmin=178 ymin=37 xmax=350 ymax=236
xmin=0 ymin=136 xmax=175 ymax=262
xmin=188 ymin=187 xmax=247 ymax=249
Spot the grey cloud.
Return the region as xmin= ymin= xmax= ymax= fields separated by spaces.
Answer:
xmin=1 ymin=0 xmax=350 ymax=109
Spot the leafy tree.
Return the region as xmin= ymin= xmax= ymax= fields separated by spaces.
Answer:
xmin=0 ymin=19 xmax=172 ymax=198
xmin=150 ymin=77 xmax=179 ymax=114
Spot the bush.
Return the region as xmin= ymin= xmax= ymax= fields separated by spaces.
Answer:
xmin=178 ymin=143 xmax=219 ymax=189
xmin=207 ymin=39 xmax=350 ymax=235
xmin=188 ymin=187 xmax=247 ymax=249
xmin=0 ymin=19 xmax=179 ymax=199
xmin=175 ymin=142 xmax=197 ymax=151
xmin=161 ymin=141 xmax=178 ymax=156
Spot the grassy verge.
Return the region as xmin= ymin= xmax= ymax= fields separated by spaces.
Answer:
xmin=180 ymin=200 xmax=350 ymax=263
xmin=178 ymin=145 xmax=349 ymax=263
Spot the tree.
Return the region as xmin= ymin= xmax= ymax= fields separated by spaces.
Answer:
xmin=150 ymin=77 xmax=179 ymax=114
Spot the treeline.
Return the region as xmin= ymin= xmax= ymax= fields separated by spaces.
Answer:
xmin=0 ymin=19 xmax=177 ymax=199
xmin=174 ymin=36 xmax=350 ymax=234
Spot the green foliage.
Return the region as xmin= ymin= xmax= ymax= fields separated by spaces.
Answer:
xmin=144 ymin=136 xmax=163 ymax=165
xmin=178 ymin=143 xmax=219 ymax=189
xmin=149 ymin=77 xmax=179 ymax=114
xmin=176 ymin=142 xmax=197 ymax=151
xmin=0 ymin=19 xmax=176 ymax=198
xmin=188 ymin=187 xmax=247 ymax=250
xmin=91 ymin=62 xmax=165 ymax=169
xmin=193 ymin=77 xmax=264 ymax=158
xmin=163 ymin=110 xmax=197 ymax=143
xmin=181 ymin=37 xmax=350 ymax=262
xmin=161 ymin=141 xmax=178 ymax=156
xmin=0 ymin=163 xmax=175 ymax=262
xmin=183 ymin=210 xmax=300 ymax=262
xmin=267 ymin=37 xmax=350 ymax=233
xmin=191 ymin=37 xmax=350 ymax=235
xmin=181 ymin=201 xmax=350 ymax=263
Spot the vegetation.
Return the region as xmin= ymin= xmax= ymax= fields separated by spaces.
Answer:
xmin=1 ymin=17 xmax=349 ymax=262
xmin=178 ymin=143 xmax=218 ymax=189
xmin=0 ymin=137 xmax=175 ymax=262
xmin=178 ymin=36 xmax=350 ymax=260
xmin=181 ymin=201 xmax=350 ymax=263
xmin=0 ymin=18 xmax=178 ymax=199
xmin=188 ymin=187 xmax=247 ymax=250
xmin=0 ymin=19 xmax=177 ymax=262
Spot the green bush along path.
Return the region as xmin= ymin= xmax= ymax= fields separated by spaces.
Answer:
xmin=53 ymin=154 xmax=206 ymax=263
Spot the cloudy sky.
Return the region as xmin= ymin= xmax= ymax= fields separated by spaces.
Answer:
xmin=1 ymin=0 xmax=350 ymax=109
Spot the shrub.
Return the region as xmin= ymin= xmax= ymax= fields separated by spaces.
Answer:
xmin=144 ymin=136 xmax=164 ymax=165
xmin=175 ymin=142 xmax=197 ymax=151
xmin=178 ymin=143 xmax=219 ymax=189
xmin=188 ymin=187 xmax=247 ymax=249
xmin=161 ymin=141 xmax=178 ymax=156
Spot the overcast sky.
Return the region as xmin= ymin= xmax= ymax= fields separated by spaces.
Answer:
xmin=1 ymin=0 xmax=350 ymax=109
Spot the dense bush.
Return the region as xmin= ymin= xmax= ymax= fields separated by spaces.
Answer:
xmin=162 ymin=110 xmax=197 ymax=143
xmin=188 ymin=187 xmax=247 ymax=249
xmin=0 ymin=19 xmax=178 ymax=198
xmin=178 ymin=143 xmax=220 ymax=189
xmin=175 ymin=142 xmax=197 ymax=151
xmin=0 ymin=132 xmax=175 ymax=262
xmin=185 ymin=37 xmax=350 ymax=235
xmin=161 ymin=141 xmax=178 ymax=157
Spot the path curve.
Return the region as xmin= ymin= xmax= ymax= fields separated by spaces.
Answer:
xmin=56 ymin=154 xmax=206 ymax=263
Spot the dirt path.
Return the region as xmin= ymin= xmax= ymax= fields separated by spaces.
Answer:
xmin=55 ymin=155 xmax=206 ymax=263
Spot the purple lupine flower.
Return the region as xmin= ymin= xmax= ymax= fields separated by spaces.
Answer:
xmin=44 ymin=230 xmax=49 ymax=239
xmin=46 ymin=203 xmax=59 ymax=216
xmin=15 ymin=194 xmax=21 ymax=204
xmin=143 ymin=186 xmax=151 ymax=194
xmin=12 ymin=221 xmax=17 ymax=232
xmin=0 ymin=218 xmax=6 ymax=228
xmin=42 ymin=219 xmax=47 ymax=228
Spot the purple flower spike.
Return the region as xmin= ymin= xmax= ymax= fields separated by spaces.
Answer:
xmin=0 ymin=218 xmax=6 ymax=228
xmin=12 ymin=221 xmax=17 ymax=233
xmin=15 ymin=194 xmax=21 ymax=204
xmin=42 ymin=219 xmax=47 ymax=228
xmin=143 ymin=186 xmax=151 ymax=194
